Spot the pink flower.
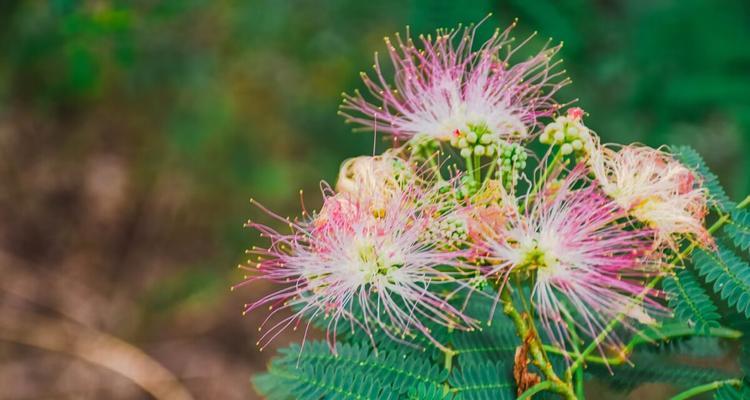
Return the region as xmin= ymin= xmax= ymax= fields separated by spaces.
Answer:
xmin=480 ymin=164 xmax=664 ymax=355
xmin=236 ymin=171 xmax=476 ymax=352
xmin=339 ymin=20 xmax=568 ymax=142
xmin=588 ymin=144 xmax=710 ymax=247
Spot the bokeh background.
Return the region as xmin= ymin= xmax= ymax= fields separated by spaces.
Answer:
xmin=0 ymin=0 xmax=748 ymax=399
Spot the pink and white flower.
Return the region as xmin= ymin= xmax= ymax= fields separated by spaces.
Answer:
xmin=339 ymin=20 xmax=568 ymax=142
xmin=480 ymin=165 xmax=664 ymax=354
xmin=334 ymin=151 xmax=414 ymax=210
xmin=237 ymin=167 xmax=476 ymax=352
xmin=588 ymin=144 xmax=710 ymax=247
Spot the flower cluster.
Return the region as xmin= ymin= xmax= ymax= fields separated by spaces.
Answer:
xmin=238 ymin=20 xmax=711 ymax=360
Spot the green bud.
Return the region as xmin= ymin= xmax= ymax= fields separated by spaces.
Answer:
xmin=567 ymin=126 xmax=579 ymax=138
xmin=553 ymin=130 xmax=565 ymax=143
xmin=474 ymin=145 xmax=486 ymax=156
xmin=561 ymin=143 xmax=573 ymax=155
xmin=460 ymin=148 xmax=472 ymax=158
xmin=539 ymin=132 xmax=550 ymax=144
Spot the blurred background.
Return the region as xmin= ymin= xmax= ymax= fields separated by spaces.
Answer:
xmin=0 ymin=0 xmax=748 ymax=399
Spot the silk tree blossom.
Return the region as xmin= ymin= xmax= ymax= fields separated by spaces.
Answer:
xmin=236 ymin=172 xmax=477 ymax=353
xmin=335 ymin=151 xmax=415 ymax=210
xmin=479 ymin=165 xmax=665 ymax=355
xmin=540 ymin=107 xmax=594 ymax=156
xmin=339 ymin=20 xmax=569 ymax=143
xmin=588 ymin=143 xmax=710 ymax=247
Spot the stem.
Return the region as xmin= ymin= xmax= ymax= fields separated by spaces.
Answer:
xmin=427 ymin=153 xmax=445 ymax=182
xmin=575 ymin=366 xmax=585 ymax=399
xmin=566 ymin=195 xmax=750 ymax=374
xmin=464 ymin=154 xmax=475 ymax=184
xmin=545 ymin=324 xmax=742 ymax=366
xmin=527 ymin=150 xmax=563 ymax=203
xmin=500 ymin=289 xmax=576 ymax=400
xmin=443 ymin=348 xmax=456 ymax=371
xmin=560 ymin=306 xmax=584 ymax=384
xmin=517 ymin=381 xmax=554 ymax=400
xmin=484 ymin=158 xmax=497 ymax=184
xmin=473 ymin=154 xmax=481 ymax=182
xmin=668 ymin=379 xmax=742 ymax=400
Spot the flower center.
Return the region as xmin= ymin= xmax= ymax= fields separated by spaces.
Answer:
xmin=518 ymin=241 xmax=559 ymax=271
xmin=357 ymin=242 xmax=401 ymax=281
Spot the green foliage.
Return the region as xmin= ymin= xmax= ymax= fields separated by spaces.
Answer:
xmin=254 ymin=341 xmax=440 ymax=399
xmin=693 ymin=245 xmax=750 ymax=319
xmin=448 ymin=361 xmax=514 ymax=400
xmin=254 ymin=313 xmax=520 ymax=399
xmin=725 ymin=209 xmax=750 ymax=252
xmin=258 ymin=363 xmax=399 ymax=400
xmin=663 ymin=268 xmax=721 ymax=334
xmin=451 ymin=325 xmax=517 ymax=365
xmin=592 ymin=353 xmax=733 ymax=393
xmin=640 ymin=335 xmax=725 ymax=358
xmin=406 ymin=383 xmax=455 ymax=400
xmin=673 ymin=146 xmax=733 ymax=210
xmin=714 ymin=385 xmax=750 ymax=400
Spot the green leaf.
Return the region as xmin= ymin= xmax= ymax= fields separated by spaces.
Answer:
xmin=264 ymin=363 xmax=399 ymax=400
xmin=663 ymin=268 xmax=721 ymax=333
xmin=452 ymin=321 xmax=518 ymax=366
xmin=449 ymin=361 xmax=514 ymax=400
xmin=673 ymin=146 xmax=733 ymax=210
xmin=592 ymin=353 xmax=734 ymax=393
xmin=635 ymin=323 xmax=734 ymax=358
xmin=725 ymin=209 xmax=750 ymax=252
xmin=714 ymin=385 xmax=750 ymax=400
xmin=253 ymin=371 xmax=295 ymax=400
xmin=693 ymin=245 xmax=750 ymax=318
xmin=254 ymin=340 xmax=447 ymax=399
xmin=407 ymin=383 xmax=455 ymax=400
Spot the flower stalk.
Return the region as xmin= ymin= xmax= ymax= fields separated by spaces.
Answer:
xmin=501 ymin=289 xmax=577 ymax=400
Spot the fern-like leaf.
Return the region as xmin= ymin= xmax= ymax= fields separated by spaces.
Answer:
xmin=725 ymin=209 xmax=750 ymax=252
xmin=255 ymin=340 xmax=447 ymax=399
xmin=673 ymin=145 xmax=733 ymax=210
xmin=663 ymin=268 xmax=721 ymax=333
xmin=407 ymin=383 xmax=455 ymax=400
xmin=452 ymin=321 xmax=518 ymax=365
xmin=693 ymin=245 xmax=750 ymax=318
xmin=253 ymin=371 xmax=295 ymax=400
xmin=592 ymin=353 xmax=733 ymax=393
xmin=449 ymin=361 xmax=514 ymax=400
xmin=640 ymin=334 xmax=725 ymax=358
xmin=714 ymin=385 xmax=750 ymax=400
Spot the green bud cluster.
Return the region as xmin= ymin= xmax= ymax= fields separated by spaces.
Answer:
xmin=467 ymin=274 xmax=488 ymax=290
xmin=390 ymin=157 xmax=413 ymax=186
xmin=539 ymin=115 xmax=590 ymax=156
xmin=449 ymin=123 xmax=501 ymax=159
xmin=455 ymin=175 xmax=480 ymax=198
xmin=421 ymin=215 xmax=467 ymax=250
xmin=496 ymin=142 xmax=528 ymax=189
xmin=408 ymin=133 xmax=441 ymax=160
